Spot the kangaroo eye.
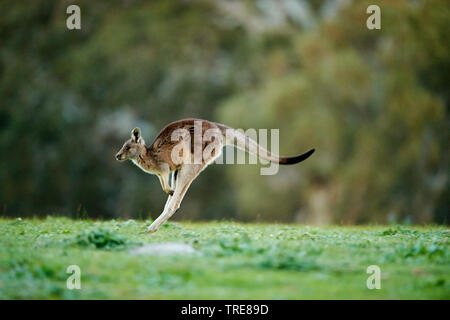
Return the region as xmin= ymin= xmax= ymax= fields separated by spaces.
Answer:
xmin=125 ymin=146 xmax=130 ymax=151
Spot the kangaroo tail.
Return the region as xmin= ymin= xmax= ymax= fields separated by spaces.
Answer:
xmin=223 ymin=128 xmax=315 ymax=165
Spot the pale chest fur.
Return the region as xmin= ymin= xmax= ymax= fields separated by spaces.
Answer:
xmin=132 ymin=157 xmax=156 ymax=175
xmin=132 ymin=156 xmax=169 ymax=175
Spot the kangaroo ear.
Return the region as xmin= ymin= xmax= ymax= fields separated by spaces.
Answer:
xmin=131 ymin=127 xmax=141 ymax=142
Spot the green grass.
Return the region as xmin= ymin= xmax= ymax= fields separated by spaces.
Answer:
xmin=0 ymin=217 xmax=448 ymax=299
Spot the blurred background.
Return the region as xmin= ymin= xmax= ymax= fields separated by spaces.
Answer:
xmin=0 ymin=0 xmax=448 ymax=224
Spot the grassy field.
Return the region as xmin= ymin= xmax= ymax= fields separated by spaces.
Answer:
xmin=0 ymin=217 xmax=448 ymax=299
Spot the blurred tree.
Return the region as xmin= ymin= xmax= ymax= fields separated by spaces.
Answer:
xmin=0 ymin=0 xmax=448 ymax=224
xmin=217 ymin=0 xmax=449 ymax=224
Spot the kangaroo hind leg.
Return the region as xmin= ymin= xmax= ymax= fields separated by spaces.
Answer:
xmin=145 ymin=164 xmax=204 ymax=233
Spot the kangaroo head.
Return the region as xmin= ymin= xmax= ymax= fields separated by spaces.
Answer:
xmin=115 ymin=127 xmax=146 ymax=161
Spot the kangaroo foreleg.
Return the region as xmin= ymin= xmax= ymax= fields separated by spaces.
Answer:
xmin=162 ymin=170 xmax=178 ymax=211
xmin=157 ymin=170 xmax=174 ymax=196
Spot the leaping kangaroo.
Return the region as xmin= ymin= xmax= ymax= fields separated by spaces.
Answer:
xmin=115 ymin=118 xmax=314 ymax=233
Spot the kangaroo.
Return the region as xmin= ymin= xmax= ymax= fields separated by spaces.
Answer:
xmin=115 ymin=118 xmax=314 ymax=233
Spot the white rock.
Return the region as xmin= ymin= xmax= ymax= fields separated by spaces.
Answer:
xmin=130 ymin=242 xmax=197 ymax=256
